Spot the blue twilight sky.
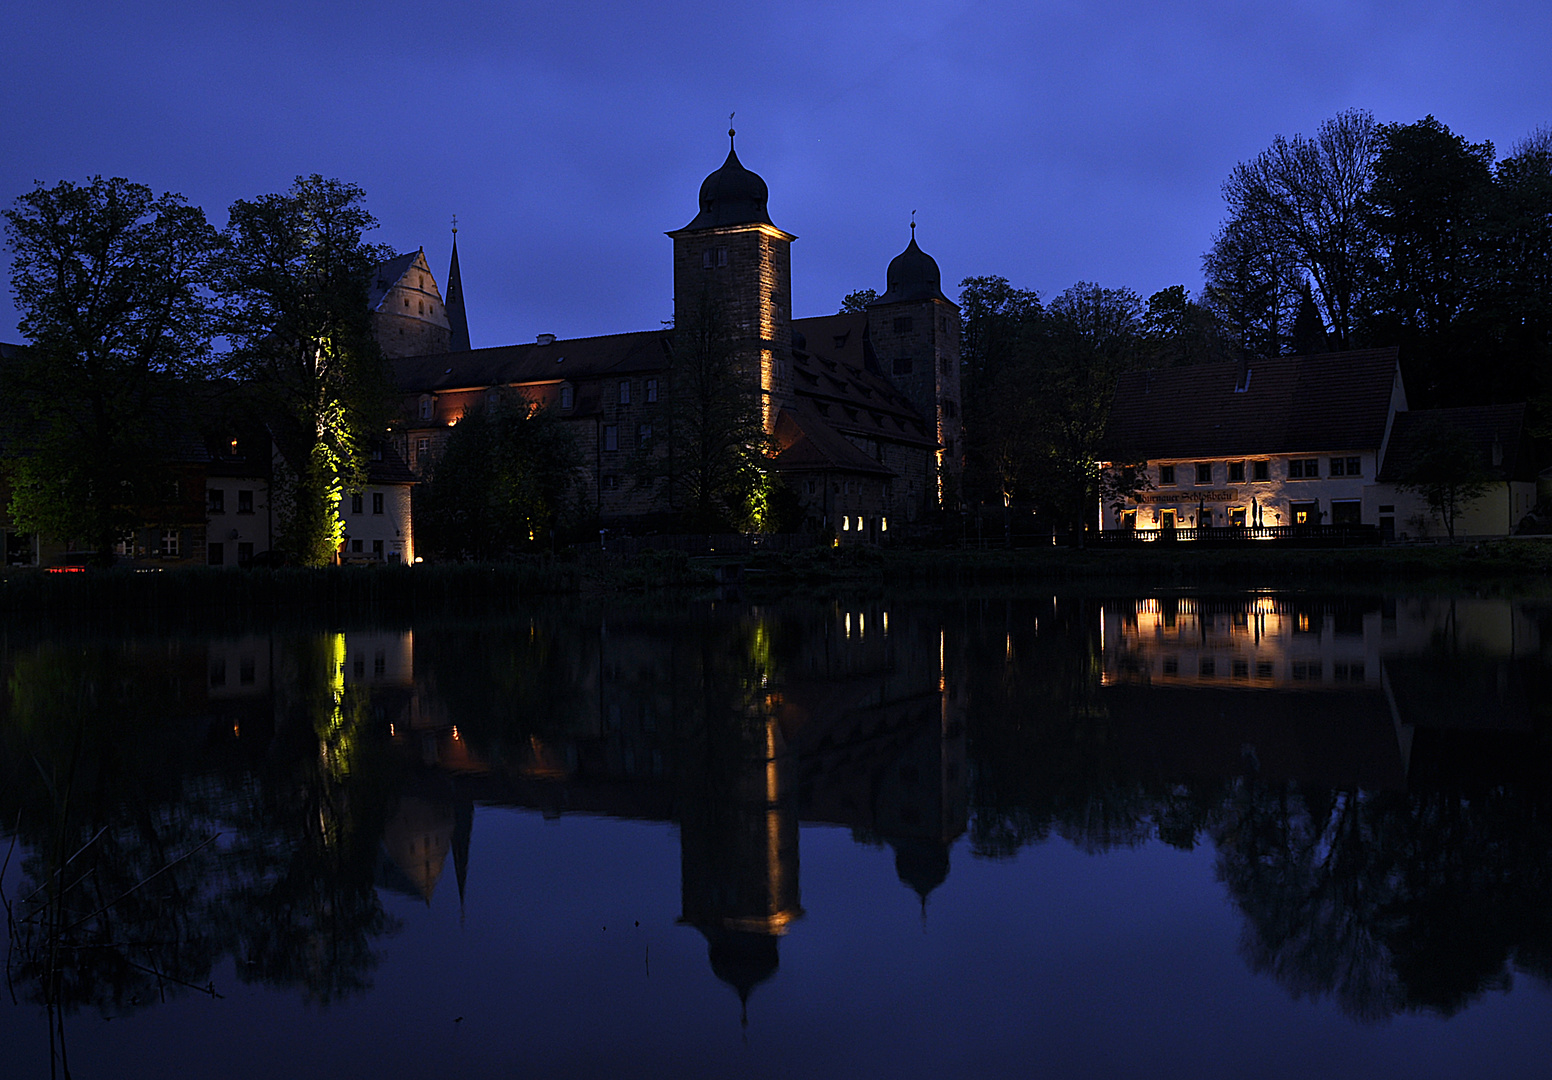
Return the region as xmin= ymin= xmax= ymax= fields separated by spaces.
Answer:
xmin=3 ymin=0 xmax=1549 ymax=349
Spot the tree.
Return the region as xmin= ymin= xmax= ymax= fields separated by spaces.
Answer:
xmin=1394 ymin=420 xmax=1493 ymax=540
xmin=415 ymin=392 xmax=583 ymax=559
xmin=1139 ymin=285 xmax=1228 ymax=367
xmin=1218 ymin=109 xmax=1381 ymax=349
xmin=1202 ymin=211 xmax=1304 ymax=357
xmin=1480 ymin=128 xmax=1552 ymax=423
xmin=838 ymin=288 xmax=877 ymax=313
xmin=1363 ymin=116 xmax=1496 ymax=405
xmin=2 ymin=177 xmax=217 ymax=562
xmin=215 ymin=176 xmax=394 ymax=566
xmin=660 ymin=288 xmax=773 ymax=531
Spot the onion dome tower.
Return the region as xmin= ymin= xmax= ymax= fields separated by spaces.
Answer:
xmin=868 ymin=220 xmax=962 ymax=503
xmin=667 ymin=124 xmax=797 ymax=433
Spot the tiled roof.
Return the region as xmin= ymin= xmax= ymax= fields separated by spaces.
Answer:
xmin=367 ymin=442 xmax=416 ymax=485
xmin=368 ymin=251 xmax=420 ymax=311
xmin=393 ymin=330 xmax=672 ymax=393
xmin=1103 ymin=348 xmax=1401 ymax=460
xmin=772 ymin=406 xmax=895 ymax=476
xmin=789 ymin=314 xmax=936 ymax=450
xmin=1377 ymin=403 xmax=1532 ymax=482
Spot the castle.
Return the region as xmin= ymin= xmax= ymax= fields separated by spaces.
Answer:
xmin=380 ymin=133 xmax=962 ymax=541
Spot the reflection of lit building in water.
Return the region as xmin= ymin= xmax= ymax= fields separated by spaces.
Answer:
xmin=1097 ymin=595 xmax=1544 ymax=786
xmin=378 ymin=604 xmax=967 ymax=1015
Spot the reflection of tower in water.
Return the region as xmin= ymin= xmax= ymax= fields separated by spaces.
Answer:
xmin=678 ymin=707 xmax=802 ymax=1025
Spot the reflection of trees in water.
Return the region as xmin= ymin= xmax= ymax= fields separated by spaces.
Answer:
xmin=1215 ymin=780 xmax=1552 ymax=1021
xmin=2 ymin=633 xmax=402 ymax=1031
xmin=960 ymin=595 xmax=1552 ymax=1021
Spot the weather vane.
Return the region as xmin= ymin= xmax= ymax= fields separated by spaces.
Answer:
xmin=451 ymin=213 xmax=458 ymax=237
xmin=911 ymin=209 xmax=917 ymax=238
xmin=729 ymin=111 xmax=736 ymax=142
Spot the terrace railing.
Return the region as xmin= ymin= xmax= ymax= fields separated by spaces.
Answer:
xmin=1094 ymin=524 xmax=1381 ymax=547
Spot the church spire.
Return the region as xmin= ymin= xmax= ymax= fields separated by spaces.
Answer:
xmin=445 ymin=217 xmax=471 ymax=352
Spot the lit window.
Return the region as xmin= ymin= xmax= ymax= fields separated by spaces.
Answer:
xmin=842 ymin=517 xmax=850 ymax=531
xmin=881 ymin=517 xmax=888 ymax=532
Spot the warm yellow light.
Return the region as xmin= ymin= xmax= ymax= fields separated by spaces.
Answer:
xmin=843 ymin=517 xmax=850 ymax=531
xmin=881 ymin=517 xmax=888 ymax=532
xmin=845 ymin=612 xmax=852 ymax=638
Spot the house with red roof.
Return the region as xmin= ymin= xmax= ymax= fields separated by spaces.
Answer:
xmin=1100 ymin=349 xmax=1536 ymax=540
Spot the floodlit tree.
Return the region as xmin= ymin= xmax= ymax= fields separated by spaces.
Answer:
xmin=215 ymin=176 xmax=394 ymax=566
xmin=2 ymin=176 xmax=218 ymax=563
xmin=660 ymin=289 xmax=774 ymax=531
xmin=1218 ymin=108 xmax=1381 ymax=349
xmin=415 ymin=392 xmax=583 ymax=559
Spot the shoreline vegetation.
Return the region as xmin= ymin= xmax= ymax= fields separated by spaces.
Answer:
xmin=2 ymin=540 xmax=1550 ymax=619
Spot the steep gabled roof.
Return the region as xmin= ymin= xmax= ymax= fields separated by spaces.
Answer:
xmin=1377 ymin=403 xmax=1533 ymax=483
xmin=789 ymin=313 xmax=937 ymax=450
xmin=1103 ymin=348 xmax=1401 ymax=460
xmin=772 ymin=406 xmax=896 ymax=476
xmin=367 ymin=251 xmax=422 ymax=311
xmin=393 ymin=330 xmax=672 ymax=393
xmin=445 ymin=237 xmax=470 ymax=352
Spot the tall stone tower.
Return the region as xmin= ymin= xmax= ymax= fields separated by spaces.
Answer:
xmin=667 ymin=130 xmax=796 ymax=434
xmin=868 ymin=225 xmax=962 ymax=499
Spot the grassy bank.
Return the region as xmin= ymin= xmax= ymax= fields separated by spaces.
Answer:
xmin=2 ymin=540 xmax=1548 ymax=621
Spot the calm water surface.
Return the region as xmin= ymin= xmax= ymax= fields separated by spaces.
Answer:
xmin=3 ymin=593 xmax=1552 ymax=1078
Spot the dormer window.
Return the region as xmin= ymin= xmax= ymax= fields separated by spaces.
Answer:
xmin=419 ymin=396 xmax=433 ymax=421
xmin=560 ymin=385 xmax=574 ymax=410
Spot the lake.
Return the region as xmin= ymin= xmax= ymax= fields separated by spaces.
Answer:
xmin=3 ymin=591 xmax=1551 ymax=1078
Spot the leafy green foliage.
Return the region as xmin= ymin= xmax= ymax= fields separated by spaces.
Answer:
xmin=2 ymin=177 xmax=217 ymax=560
xmin=416 ymin=393 xmax=584 ymax=559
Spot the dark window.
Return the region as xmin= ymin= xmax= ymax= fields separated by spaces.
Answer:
xmin=238 ymin=542 xmax=253 ymax=566
xmin=372 ymin=539 xmax=383 ymax=558
xmin=1159 ymin=464 xmax=1175 ymax=485
xmin=208 ymin=489 xmax=225 ymax=514
xmin=238 ymin=489 xmax=254 ymax=514
xmin=1162 ymin=656 xmax=1179 ymax=676
xmin=1256 ymin=661 xmax=1274 ymax=679
xmin=618 ymin=380 xmax=630 ymax=405
xmin=416 ymin=437 xmax=429 ymax=461
xmin=1331 ymin=500 xmax=1361 ymax=525
xmin=210 ymin=659 xmax=226 ymax=687
xmin=160 ymin=529 xmax=179 ymax=558
xmin=1288 ymin=458 xmax=1319 ymax=479
xmin=1232 ymin=659 xmax=1249 ymax=679
xmin=645 ymin=379 xmax=658 ymax=403
xmin=1253 ymin=460 xmax=1269 ymax=481
xmin=373 ymin=652 xmax=385 ymax=676
xmin=1228 ymin=462 xmax=1245 ymax=483
xmin=351 ymin=539 xmax=363 ymax=553
xmin=372 ymin=492 xmax=383 ymax=515
xmin=208 ymin=541 xmax=224 ymax=566
xmin=351 ymin=494 xmax=363 ymax=514
xmin=637 ymin=422 xmax=652 ymax=445
xmin=894 ymin=316 xmax=913 ymax=332
xmin=560 ymin=385 xmax=574 ymax=410
xmin=806 ymin=480 xmax=816 ymax=494
xmin=603 ymin=474 xmax=620 ymax=491
xmin=603 ymin=425 xmax=619 ymax=452
xmin=893 ymin=357 xmax=913 ymax=376
xmin=1199 ymin=657 xmax=1215 ymax=678
xmin=1195 ymin=462 xmax=1212 ymax=484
